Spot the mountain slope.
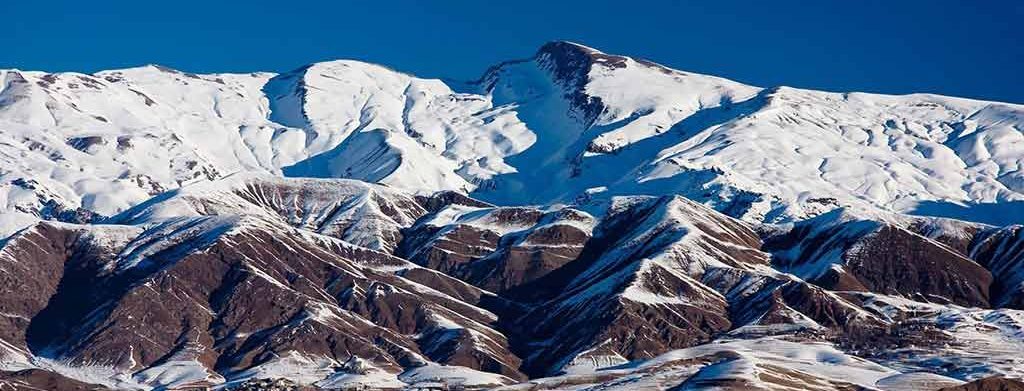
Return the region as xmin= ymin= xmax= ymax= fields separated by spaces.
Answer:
xmin=468 ymin=42 xmax=1024 ymax=223
xmin=0 ymin=175 xmax=1022 ymax=389
xmin=0 ymin=61 xmax=532 ymax=237
xmin=1 ymin=42 xmax=1024 ymax=390
xmin=0 ymin=213 xmax=522 ymax=389
xmin=2 ymin=41 xmax=1023 ymax=237
xmin=112 ymin=173 xmax=427 ymax=252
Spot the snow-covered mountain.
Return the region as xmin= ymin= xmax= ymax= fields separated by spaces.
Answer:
xmin=1 ymin=42 xmax=1023 ymax=390
xmin=469 ymin=42 xmax=1024 ymax=224
xmin=0 ymin=62 xmax=527 ymax=236
xmin=2 ymin=41 xmax=1022 ymax=235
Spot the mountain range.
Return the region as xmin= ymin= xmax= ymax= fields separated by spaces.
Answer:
xmin=0 ymin=42 xmax=1022 ymax=390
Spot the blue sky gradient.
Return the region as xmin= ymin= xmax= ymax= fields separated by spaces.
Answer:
xmin=4 ymin=0 xmax=1023 ymax=103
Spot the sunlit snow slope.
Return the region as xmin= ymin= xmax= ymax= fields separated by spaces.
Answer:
xmin=1 ymin=41 xmax=1022 ymax=236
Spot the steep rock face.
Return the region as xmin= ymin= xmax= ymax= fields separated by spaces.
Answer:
xmin=939 ymin=376 xmax=1024 ymax=391
xmin=398 ymin=194 xmax=893 ymax=377
xmin=970 ymin=225 xmax=1024 ymax=308
xmin=492 ymin=196 xmax=775 ymax=376
xmin=709 ymin=269 xmax=886 ymax=340
xmin=399 ymin=204 xmax=595 ymax=293
xmin=764 ymin=209 xmax=993 ymax=307
xmin=0 ymin=216 xmax=523 ymax=389
xmin=0 ymin=223 xmax=106 ymax=357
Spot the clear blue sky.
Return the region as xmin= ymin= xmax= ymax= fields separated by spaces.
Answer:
xmin=4 ymin=0 xmax=1023 ymax=103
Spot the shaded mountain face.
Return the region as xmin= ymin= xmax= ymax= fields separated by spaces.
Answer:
xmin=970 ymin=225 xmax=1024 ymax=308
xmin=763 ymin=209 xmax=994 ymax=308
xmin=0 ymin=42 xmax=1023 ymax=390
xmin=938 ymin=376 xmax=1024 ymax=391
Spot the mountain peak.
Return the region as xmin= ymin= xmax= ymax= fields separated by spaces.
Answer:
xmin=535 ymin=40 xmax=628 ymax=71
xmin=536 ymin=40 xmax=604 ymax=56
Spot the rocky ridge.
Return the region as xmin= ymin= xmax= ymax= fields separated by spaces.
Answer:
xmin=0 ymin=41 xmax=1023 ymax=390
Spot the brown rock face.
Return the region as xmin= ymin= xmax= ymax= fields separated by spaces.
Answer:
xmin=0 ymin=216 xmax=524 ymax=387
xmin=400 ymin=195 xmax=900 ymax=378
xmin=840 ymin=225 xmax=991 ymax=307
xmin=764 ymin=210 xmax=993 ymax=308
xmin=2 ymin=176 xmax=1022 ymax=388
xmin=0 ymin=224 xmax=81 ymax=355
xmin=908 ymin=218 xmax=984 ymax=256
xmin=399 ymin=207 xmax=594 ymax=293
xmin=506 ymin=261 xmax=732 ymax=376
xmin=485 ymin=196 xmax=776 ymax=376
xmin=712 ymin=269 xmax=886 ymax=340
xmin=970 ymin=225 xmax=1024 ymax=309
xmin=938 ymin=376 xmax=1024 ymax=391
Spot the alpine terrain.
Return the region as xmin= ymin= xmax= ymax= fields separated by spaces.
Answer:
xmin=0 ymin=42 xmax=1022 ymax=390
